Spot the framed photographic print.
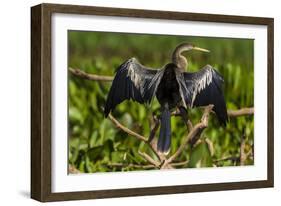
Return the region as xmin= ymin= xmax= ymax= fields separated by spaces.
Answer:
xmin=31 ymin=3 xmax=274 ymax=202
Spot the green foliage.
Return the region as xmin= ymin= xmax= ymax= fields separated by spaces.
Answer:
xmin=188 ymin=140 xmax=213 ymax=168
xmin=68 ymin=31 xmax=254 ymax=173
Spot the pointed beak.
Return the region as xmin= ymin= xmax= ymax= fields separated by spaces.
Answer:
xmin=193 ymin=46 xmax=210 ymax=53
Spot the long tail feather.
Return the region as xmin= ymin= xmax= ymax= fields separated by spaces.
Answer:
xmin=157 ymin=106 xmax=171 ymax=154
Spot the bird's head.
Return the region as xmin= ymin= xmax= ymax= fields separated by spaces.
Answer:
xmin=172 ymin=43 xmax=210 ymax=71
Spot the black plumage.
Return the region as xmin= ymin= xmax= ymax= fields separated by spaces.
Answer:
xmin=104 ymin=58 xmax=164 ymax=116
xmin=104 ymin=43 xmax=228 ymax=154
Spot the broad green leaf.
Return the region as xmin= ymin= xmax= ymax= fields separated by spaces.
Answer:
xmin=188 ymin=141 xmax=213 ymax=168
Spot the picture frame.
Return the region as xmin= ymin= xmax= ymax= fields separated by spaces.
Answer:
xmin=31 ymin=3 xmax=274 ymax=202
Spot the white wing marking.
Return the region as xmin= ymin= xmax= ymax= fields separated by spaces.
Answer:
xmin=191 ymin=68 xmax=213 ymax=107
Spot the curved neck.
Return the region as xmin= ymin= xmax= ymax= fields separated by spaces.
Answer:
xmin=172 ymin=43 xmax=193 ymax=71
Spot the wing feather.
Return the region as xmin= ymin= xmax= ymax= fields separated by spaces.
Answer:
xmin=104 ymin=58 xmax=163 ymax=116
xmin=180 ymin=65 xmax=228 ymax=125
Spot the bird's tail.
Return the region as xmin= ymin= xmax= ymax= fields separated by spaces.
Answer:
xmin=157 ymin=104 xmax=171 ymax=154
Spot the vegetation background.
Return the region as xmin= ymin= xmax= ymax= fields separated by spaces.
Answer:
xmin=68 ymin=31 xmax=254 ymax=173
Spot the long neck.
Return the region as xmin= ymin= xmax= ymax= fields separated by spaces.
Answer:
xmin=172 ymin=43 xmax=193 ymax=71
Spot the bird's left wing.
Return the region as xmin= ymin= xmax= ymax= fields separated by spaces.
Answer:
xmin=178 ymin=65 xmax=228 ymax=125
xmin=104 ymin=58 xmax=164 ymax=116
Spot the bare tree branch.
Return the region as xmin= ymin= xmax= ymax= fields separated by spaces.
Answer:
xmin=148 ymin=115 xmax=160 ymax=142
xmin=108 ymin=113 xmax=147 ymax=142
xmin=107 ymin=160 xmax=188 ymax=169
xmin=228 ymin=107 xmax=254 ymax=117
xmin=69 ymin=67 xmax=113 ymax=81
xmin=138 ymin=151 xmax=160 ymax=167
xmin=107 ymin=162 xmax=156 ymax=169
xmin=205 ymin=138 xmax=214 ymax=156
xmin=214 ymin=156 xmax=240 ymax=163
xmin=171 ymin=160 xmax=189 ymax=167
xmin=148 ymin=116 xmax=169 ymax=162
xmin=68 ymin=164 xmax=81 ymax=174
xmin=240 ymin=133 xmax=246 ymax=166
xmin=187 ymin=120 xmax=194 ymax=131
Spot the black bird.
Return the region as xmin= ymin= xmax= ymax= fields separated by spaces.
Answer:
xmin=104 ymin=43 xmax=228 ymax=154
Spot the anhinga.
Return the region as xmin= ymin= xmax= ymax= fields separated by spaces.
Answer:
xmin=104 ymin=43 xmax=228 ymax=154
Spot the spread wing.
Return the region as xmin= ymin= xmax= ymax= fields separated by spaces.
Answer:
xmin=178 ymin=65 xmax=228 ymax=125
xmin=104 ymin=58 xmax=164 ymax=116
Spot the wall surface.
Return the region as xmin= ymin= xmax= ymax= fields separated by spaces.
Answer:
xmin=0 ymin=0 xmax=280 ymax=205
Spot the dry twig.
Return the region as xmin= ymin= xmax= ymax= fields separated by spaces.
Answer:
xmin=69 ymin=67 xmax=113 ymax=81
xmin=108 ymin=114 xmax=147 ymax=142
xmin=107 ymin=160 xmax=188 ymax=169
xmin=240 ymin=134 xmax=246 ymax=166
xmin=228 ymin=107 xmax=254 ymax=117
xmin=68 ymin=164 xmax=81 ymax=174
xmin=138 ymin=151 xmax=160 ymax=167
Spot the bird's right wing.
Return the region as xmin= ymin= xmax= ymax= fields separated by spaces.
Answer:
xmin=178 ymin=65 xmax=228 ymax=125
xmin=104 ymin=58 xmax=164 ymax=116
